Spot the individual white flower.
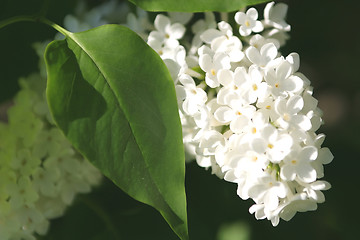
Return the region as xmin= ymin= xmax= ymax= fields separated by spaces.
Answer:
xmin=278 ymin=193 xmax=317 ymax=223
xmin=212 ymin=26 xmax=244 ymax=62
xmin=199 ymin=52 xmax=231 ymax=88
xmin=32 ymin=167 xmax=60 ymax=197
xmin=7 ymin=177 xmax=39 ymax=209
xmin=148 ymin=14 xmax=186 ymax=48
xmin=32 ymin=128 xmax=71 ymax=159
xmin=223 ymin=147 xmax=267 ymax=200
xmin=256 ymin=96 xmax=278 ymax=122
xmin=16 ymin=206 xmax=47 ymax=234
xmin=200 ymin=21 xmax=244 ymax=62
xmin=274 ymin=95 xmax=312 ymax=131
xmin=264 ymin=1 xmax=291 ymax=31
xmin=235 ymin=149 xmax=269 ymax=174
xmin=235 ymin=8 xmax=264 ymax=36
xmin=249 ymin=203 xmax=267 ymax=220
xmin=249 ymin=34 xmax=280 ymax=50
xmin=197 ymin=45 xmax=214 ymax=57
xmin=235 ymin=170 xmax=264 ymax=200
xmin=215 ymin=134 xmax=250 ymax=170
xmin=306 ymin=109 xmax=323 ymax=132
xmin=214 ymin=100 xmax=256 ymax=133
xmin=246 ymin=42 xmax=278 ymax=68
xmin=195 ymin=130 xmax=225 ymax=167
xmin=10 ymin=149 xmax=40 ymax=176
xmin=297 ymin=180 xmax=331 ymax=203
xmin=192 ymin=105 xmax=212 ymax=129
xmin=301 ymin=86 xmax=318 ymax=113
xmin=159 ymin=45 xmax=187 ymax=70
xmin=239 ymin=111 xmax=268 ymax=139
xmin=201 ymin=21 xmax=233 ymax=44
xmin=265 ymin=59 xmax=304 ymax=98
xmin=248 ymin=174 xmax=287 ymax=211
xmin=44 ymin=148 xmax=80 ymax=175
xmin=250 ymin=124 xmax=293 ymax=163
xmin=163 ymin=59 xmax=181 ymax=83
xmin=311 ymin=147 xmax=334 ymax=178
xmin=286 ymin=52 xmax=300 ymax=74
xmin=175 ymin=75 xmax=207 ymax=115
xmin=216 ymin=68 xmax=245 ymax=106
xmin=280 ymin=145 xmax=318 ymax=183
xmin=58 ymin=175 xmax=92 ymax=205
xmin=232 ymin=65 xmax=268 ymax=104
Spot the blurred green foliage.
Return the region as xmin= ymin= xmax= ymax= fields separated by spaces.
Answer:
xmin=1 ymin=0 xmax=359 ymax=239
xmin=0 ymin=0 xmax=77 ymax=102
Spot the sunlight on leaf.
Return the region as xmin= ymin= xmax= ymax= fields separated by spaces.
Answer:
xmin=129 ymin=0 xmax=271 ymax=12
xmin=45 ymin=25 xmax=188 ymax=240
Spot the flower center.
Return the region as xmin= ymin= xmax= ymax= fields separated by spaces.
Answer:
xmin=252 ymin=84 xmax=258 ymax=91
xmin=245 ymin=20 xmax=250 ymax=27
xmin=251 ymin=127 xmax=257 ymax=134
xmin=283 ymin=113 xmax=290 ymax=121
xmin=265 ymin=105 xmax=271 ymax=109
xmin=211 ymin=69 xmax=216 ymax=76
xmin=291 ymin=160 xmax=297 ymax=165
xmin=275 ymin=83 xmax=279 ymax=88
xmin=267 ymin=143 xmax=274 ymax=149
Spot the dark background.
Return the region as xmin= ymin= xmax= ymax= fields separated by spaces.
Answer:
xmin=1 ymin=0 xmax=359 ymax=239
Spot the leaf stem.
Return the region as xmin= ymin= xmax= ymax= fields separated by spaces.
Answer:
xmin=0 ymin=15 xmax=70 ymax=36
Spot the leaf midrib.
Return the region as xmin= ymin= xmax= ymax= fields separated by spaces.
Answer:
xmin=65 ymin=29 xmax=181 ymax=221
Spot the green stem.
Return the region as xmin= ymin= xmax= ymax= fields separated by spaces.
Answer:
xmin=0 ymin=15 xmax=70 ymax=36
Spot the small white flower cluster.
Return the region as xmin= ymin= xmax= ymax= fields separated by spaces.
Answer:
xmin=144 ymin=2 xmax=333 ymax=226
xmin=0 ymin=58 xmax=102 ymax=239
xmin=0 ymin=2 xmax=131 ymax=239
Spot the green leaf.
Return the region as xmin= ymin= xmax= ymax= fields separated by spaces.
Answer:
xmin=129 ymin=0 xmax=271 ymax=12
xmin=44 ymin=25 xmax=188 ymax=240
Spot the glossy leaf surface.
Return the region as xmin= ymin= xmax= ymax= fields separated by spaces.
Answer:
xmin=45 ymin=25 xmax=188 ymax=240
xmin=129 ymin=0 xmax=270 ymax=12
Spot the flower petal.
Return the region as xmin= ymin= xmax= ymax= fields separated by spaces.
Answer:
xmin=218 ymin=69 xmax=233 ymax=86
xmin=214 ymin=106 xmax=235 ymax=123
xmin=168 ymin=23 xmax=186 ymax=39
xmin=247 ymin=8 xmax=258 ymax=20
xmin=154 ymin=14 xmax=170 ymax=32
xmin=200 ymin=29 xmax=223 ymax=44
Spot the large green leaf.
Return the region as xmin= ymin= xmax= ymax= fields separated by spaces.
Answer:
xmin=44 ymin=25 xmax=188 ymax=240
xmin=129 ymin=0 xmax=271 ymax=12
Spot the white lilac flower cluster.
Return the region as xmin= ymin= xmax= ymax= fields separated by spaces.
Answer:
xmin=0 ymin=40 xmax=102 ymax=240
xmin=0 ymin=3 xmax=334 ymax=239
xmin=144 ymin=2 xmax=334 ymax=226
